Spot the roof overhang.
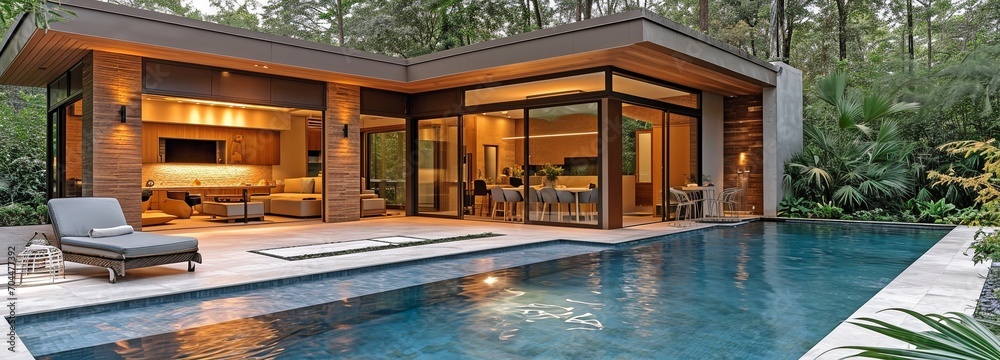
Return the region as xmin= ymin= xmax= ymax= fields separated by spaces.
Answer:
xmin=0 ymin=0 xmax=778 ymax=96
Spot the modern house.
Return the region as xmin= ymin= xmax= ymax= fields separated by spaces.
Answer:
xmin=0 ymin=0 xmax=801 ymax=230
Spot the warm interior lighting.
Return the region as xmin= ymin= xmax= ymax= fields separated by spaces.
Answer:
xmin=525 ymin=89 xmax=584 ymax=99
xmin=501 ymin=131 xmax=598 ymax=140
xmin=145 ymin=95 xmax=292 ymax=112
xmin=484 ymin=276 xmax=498 ymax=285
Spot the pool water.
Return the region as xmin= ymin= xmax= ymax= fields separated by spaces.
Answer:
xmin=35 ymin=221 xmax=947 ymax=359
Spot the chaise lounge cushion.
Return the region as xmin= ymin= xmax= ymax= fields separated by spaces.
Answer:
xmin=61 ymin=232 xmax=199 ymax=259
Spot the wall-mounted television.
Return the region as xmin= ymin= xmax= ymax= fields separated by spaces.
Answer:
xmin=160 ymin=138 xmax=225 ymax=164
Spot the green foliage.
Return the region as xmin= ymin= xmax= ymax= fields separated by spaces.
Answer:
xmin=621 ymin=116 xmax=652 ymax=176
xmin=778 ymin=196 xmax=814 ymax=218
xmin=0 ymin=0 xmax=74 ymax=30
xmin=968 ymin=228 xmax=1000 ymax=266
xmin=811 ymin=200 xmax=844 ymax=219
xmin=0 ymin=203 xmax=47 ymax=226
xmin=0 ymin=87 xmax=47 ymax=211
xmin=833 ymin=308 xmax=1000 ymax=359
xmin=915 ymin=198 xmax=958 ymax=223
xmin=538 ymin=163 xmax=563 ymax=182
xmin=846 ymin=209 xmax=919 ymax=223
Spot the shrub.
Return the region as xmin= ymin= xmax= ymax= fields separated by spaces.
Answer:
xmin=841 ymin=208 xmax=898 ymax=222
xmin=811 ymin=201 xmax=844 ymax=219
xmin=968 ymin=228 xmax=1000 ymax=266
xmin=778 ymin=196 xmax=814 ymax=218
xmin=0 ymin=203 xmax=47 ymax=226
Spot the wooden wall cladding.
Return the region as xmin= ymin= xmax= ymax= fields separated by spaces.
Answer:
xmin=142 ymin=122 xmax=280 ymax=165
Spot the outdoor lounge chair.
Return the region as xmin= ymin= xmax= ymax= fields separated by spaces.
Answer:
xmin=47 ymin=197 xmax=203 ymax=284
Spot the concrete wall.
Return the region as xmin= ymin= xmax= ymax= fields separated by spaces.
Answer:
xmin=701 ymin=93 xmax=724 ymax=187
xmin=324 ymin=83 xmax=362 ymax=222
xmin=83 ymin=50 xmax=144 ymax=229
xmin=763 ymin=62 xmax=803 ymax=216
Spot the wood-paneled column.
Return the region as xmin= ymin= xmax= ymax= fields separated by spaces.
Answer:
xmin=82 ymin=51 xmax=143 ymax=228
xmin=324 ymin=83 xmax=361 ymax=222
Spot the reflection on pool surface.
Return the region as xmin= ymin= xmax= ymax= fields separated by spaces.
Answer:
xmin=37 ymin=221 xmax=947 ymax=359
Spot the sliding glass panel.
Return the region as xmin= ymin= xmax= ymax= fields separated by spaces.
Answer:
xmin=416 ymin=117 xmax=460 ymax=216
xmin=367 ymin=130 xmax=406 ymax=209
xmin=63 ymin=100 xmax=84 ymax=197
xmin=667 ymin=112 xmax=700 ymax=186
xmin=527 ymin=103 xmax=600 ymax=225
xmin=621 ymin=103 xmax=662 ymax=227
xmin=463 ymin=110 xmax=521 ymax=221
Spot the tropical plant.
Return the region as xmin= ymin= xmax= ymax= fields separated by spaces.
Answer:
xmin=811 ymin=200 xmax=844 ymax=219
xmin=832 ymin=308 xmax=1000 ymax=359
xmin=929 ymin=139 xmax=1000 ymax=209
xmin=784 ymin=72 xmax=921 ymax=212
xmin=778 ymin=196 xmax=813 ymax=218
xmin=538 ymin=163 xmax=562 ymax=182
xmin=915 ymin=198 xmax=958 ymax=223
xmin=968 ymin=228 xmax=1000 ymax=266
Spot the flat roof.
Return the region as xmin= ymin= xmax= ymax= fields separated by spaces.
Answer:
xmin=0 ymin=0 xmax=778 ymax=95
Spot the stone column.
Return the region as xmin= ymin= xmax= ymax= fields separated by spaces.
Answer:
xmin=324 ymin=83 xmax=361 ymax=222
xmin=762 ymin=62 xmax=803 ymax=217
xmin=82 ymin=51 xmax=143 ymax=228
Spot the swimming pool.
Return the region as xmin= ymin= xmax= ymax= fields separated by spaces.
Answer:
xmin=26 ymin=221 xmax=948 ymax=359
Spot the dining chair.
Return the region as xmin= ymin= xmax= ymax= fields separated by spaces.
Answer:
xmin=578 ymin=189 xmax=598 ymax=222
xmin=503 ymin=188 xmax=524 ymax=221
xmin=490 ymin=187 xmax=508 ymax=220
xmin=527 ymin=186 xmax=543 ymax=221
xmin=539 ymin=187 xmax=560 ymax=221
xmin=669 ymin=188 xmax=697 ymax=226
xmin=556 ymin=189 xmax=575 ymax=221
xmin=473 ymin=180 xmax=488 ymax=215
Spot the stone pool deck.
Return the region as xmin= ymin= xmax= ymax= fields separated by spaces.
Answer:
xmin=0 ymin=218 xmax=986 ymax=359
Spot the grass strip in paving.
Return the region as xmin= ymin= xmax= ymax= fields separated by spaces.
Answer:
xmin=259 ymin=232 xmax=501 ymax=261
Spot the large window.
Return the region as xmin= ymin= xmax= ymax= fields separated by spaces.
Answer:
xmin=367 ymin=130 xmax=406 ymax=208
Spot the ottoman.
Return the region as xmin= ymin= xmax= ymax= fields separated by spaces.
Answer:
xmin=271 ymin=198 xmax=322 ymax=218
xmin=201 ymin=201 xmax=265 ymax=222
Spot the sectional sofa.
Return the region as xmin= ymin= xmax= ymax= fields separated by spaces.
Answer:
xmin=252 ymin=177 xmax=387 ymax=218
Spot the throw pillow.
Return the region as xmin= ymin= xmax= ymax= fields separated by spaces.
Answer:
xmin=301 ymin=178 xmax=315 ymax=194
xmin=89 ymin=225 xmax=134 ymax=238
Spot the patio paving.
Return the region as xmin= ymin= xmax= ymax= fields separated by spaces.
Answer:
xmin=0 ymin=217 xmax=987 ymax=359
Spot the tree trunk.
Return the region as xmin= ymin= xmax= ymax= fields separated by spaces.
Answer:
xmin=530 ymin=0 xmax=543 ymax=29
xmin=835 ymin=0 xmax=848 ymax=61
xmin=584 ymin=0 xmax=593 ymax=19
xmin=699 ymin=0 xmax=708 ymax=32
xmin=769 ymin=0 xmax=785 ymax=60
xmin=576 ymin=0 xmax=582 ymax=21
xmin=906 ymin=0 xmax=914 ymax=72
xmin=925 ymin=2 xmax=932 ymax=68
xmin=336 ymin=0 xmax=344 ymax=46
xmin=783 ymin=20 xmax=793 ymax=63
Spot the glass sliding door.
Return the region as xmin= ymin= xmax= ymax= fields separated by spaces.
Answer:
xmin=47 ymin=99 xmax=83 ymax=199
xmin=527 ymin=103 xmax=600 ymax=225
xmin=416 ymin=117 xmax=461 ymax=216
xmin=621 ymin=103 xmax=662 ymax=226
xmin=367 ymin=130 xmax=406 ymax=209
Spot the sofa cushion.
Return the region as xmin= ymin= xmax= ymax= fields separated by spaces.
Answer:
xmin=284 ymin=178 xmax=303 ymax=193
xmin=301 ymin=178 xmax=315 ymax=193
xmin=61 ymin=232 xmax=198 ymax=258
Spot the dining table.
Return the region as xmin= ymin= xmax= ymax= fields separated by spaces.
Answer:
xmin=509 ymin=186 xmax=592 ymax=222
xmin=681 ymin=185 xmax=717 ymax=217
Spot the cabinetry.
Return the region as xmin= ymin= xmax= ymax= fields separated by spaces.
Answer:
xmin=307 ymin=128 xmax=322 ymax=176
